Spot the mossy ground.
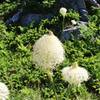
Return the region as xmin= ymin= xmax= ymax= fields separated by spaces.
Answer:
xmin=0 ymin=0 xmax=100 ymax=100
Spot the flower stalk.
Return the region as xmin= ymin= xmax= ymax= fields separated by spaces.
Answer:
xmin=59 ymin=7 xmax=67 ymax=32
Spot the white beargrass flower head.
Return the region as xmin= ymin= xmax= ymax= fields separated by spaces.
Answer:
xmin=0 ymin=82 xmax=9 ymax=100
xmin=33 ymin=30 xmax=65 ymax=71
xmin=59 ymin=7 xmax=67 ymax=17
xmin=62 ymin=62 xmax=89 ymax=86
xmin=71 ymin=20 xmax=77 ymax=25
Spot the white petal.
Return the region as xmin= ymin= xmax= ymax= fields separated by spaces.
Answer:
xmin=0 ymin=82 xmax=9 ymax=99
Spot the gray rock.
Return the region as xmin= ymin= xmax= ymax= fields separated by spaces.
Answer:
xmin=20 ymin=13 xmax=53 ymax=26
xmin=6 ymin=10 xmax=22 ymax=25
xmin=60 ymin=26 xmax=81 ymax=42
xmin=6 ymin=12 xmax=54 ymax=26
xmin=20 ymin=14 xmax=42 ymax=26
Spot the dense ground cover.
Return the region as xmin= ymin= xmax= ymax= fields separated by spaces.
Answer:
xmin=0 ymin=0 xmax=100 ymax=100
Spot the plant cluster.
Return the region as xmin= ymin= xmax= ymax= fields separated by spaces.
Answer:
xmin=0 ymin=0 xmax=100 ymax=99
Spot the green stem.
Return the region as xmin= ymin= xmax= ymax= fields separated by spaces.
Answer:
xmin=51 ymin=77 xmax=58 ymax=100
xmin=47 ymin=71 xmax=58 ymax=100
xmin=62 ymin=17 xmax=65 ymax=32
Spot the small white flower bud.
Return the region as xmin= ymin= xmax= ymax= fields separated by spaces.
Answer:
xmin=59 ymin=7 xmax=67 ymax=17
xmin=71 ymin=20 xmax=77 ymax=25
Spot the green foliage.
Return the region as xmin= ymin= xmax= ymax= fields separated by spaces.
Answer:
xmin=0 ymin=2 xmax=17 ymax=16
xmin=10 ymin=87 xmax=42 ymax=100
xmin=42 ymin=0 xmax=56 ymax=8
xmin=66 ymin=10 xmax=80 ymax=21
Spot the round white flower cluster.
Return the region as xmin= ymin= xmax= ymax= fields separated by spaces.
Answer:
xmin=62 ymin=62 xmax=89 ymax=86
xmin=33 ymin=31 xmax=65 ymax=71
xmin=0 ymin=82 xmax=9 ymax=100
xmin=59 ymin=7 xmax=67 ymax=17
xmin=71 ymin=20 xmax=77 ymax=25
